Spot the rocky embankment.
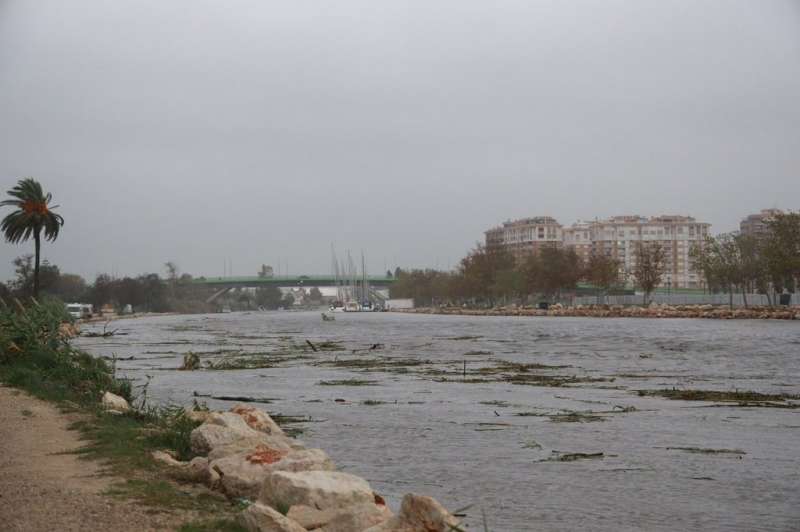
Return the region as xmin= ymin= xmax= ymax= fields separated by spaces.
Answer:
xmin=102 ymin=394 xmax=460 ymax=532
xmin=396 ymin=304 xmax=800 ymax=320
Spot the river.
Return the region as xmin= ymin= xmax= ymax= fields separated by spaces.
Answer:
xmin=75 ymin=311 xmax=800 ymax=531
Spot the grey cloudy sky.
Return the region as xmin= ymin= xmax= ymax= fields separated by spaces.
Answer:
xmin=1 ymin=0 xmax=798 ymax=281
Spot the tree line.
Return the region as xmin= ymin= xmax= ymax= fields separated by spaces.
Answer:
xmin=389 ymin=244 xmax=648 ymax=306
xmin=392 ymin=212 xmax=800 ymax=308
xmin=690 ymin=212 xmax=800 ymax=307
xmin=0 ymin=256 xmax=212 ymax=313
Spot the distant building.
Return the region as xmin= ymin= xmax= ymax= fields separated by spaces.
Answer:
xmin=740 ymin=209 xmax=782 ymax=238
xmin=485 ymin=216 xmax=562 ymax=262
xmin=562 ymin=215 xmax=711 ymax=289
xmin=486 ymin=213 xmax=711 ymax=288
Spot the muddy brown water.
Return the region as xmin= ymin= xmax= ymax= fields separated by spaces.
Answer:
xmin=76 ymin=312 xmax=800 ymax=531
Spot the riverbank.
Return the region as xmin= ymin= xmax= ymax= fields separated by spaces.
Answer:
xmin=393 ymin=303 xmax=800 ymax=320
xmin=2 ymin=302 xmax=461 ymax=532
xmin=0 ymin=386 xmax=214 ymax=531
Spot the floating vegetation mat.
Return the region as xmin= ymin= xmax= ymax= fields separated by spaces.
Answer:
xmin=314 ymin=357 xmax=432 ymax=371
xmin=317 ymin=379 xmax=380 ymax=386
xmin=658 ymin=446 xmax=746 ymax=455
xmin=637 ymin=388 xmax=800 ymax=402
xmin=541 ymin=451 xmax=605 ymax=462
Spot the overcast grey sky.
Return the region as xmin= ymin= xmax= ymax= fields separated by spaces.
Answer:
xmin=1 ymin=0 xmax=798 ymax=281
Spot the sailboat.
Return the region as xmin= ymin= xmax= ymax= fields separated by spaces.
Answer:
xmin=329 ymin=246 xmax=377 ymax=312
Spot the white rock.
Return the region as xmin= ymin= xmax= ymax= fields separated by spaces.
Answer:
xmin=212 ymin=448 xmax=334 ymax=499
xmin=101 ymin=391 xmax=130 ymax=413
xmin=231 ymin=404 xmax=286 ymax=437
xmin=240 ymin=502 xmax=308 ymax=532
xmin=319 ymin=502 xmax=393 ymax=532
xmin=191 ymin=415 xmax=296 ymax=456
xmin=151 ymin=451 xmax=213 ymax=483
xmin=184 ymin=408 xmax=213 ymax=423
xmin=260 ymin=471 xmax=374 ymax=511
xmin=207 ymin=411 xmax=264 ymax=434
xmin=191 ymin=424 xmax=248 ymax=455
xmin=151 ymin=450 xmax=182 ymax=467
xmin=363 ymin=494 xmax=459 ymax=532
xmin=206 ymin=436 xmax=294 ymax=461
xmin=286 ymin=505 xmax=336 ymax=530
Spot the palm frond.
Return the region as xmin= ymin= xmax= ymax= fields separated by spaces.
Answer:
xmin=1 ymin=177 xmax=64 ymax=244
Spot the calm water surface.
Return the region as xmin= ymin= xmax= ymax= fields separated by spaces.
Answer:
xmin=76 ymin=312 xmax=800 ymax=531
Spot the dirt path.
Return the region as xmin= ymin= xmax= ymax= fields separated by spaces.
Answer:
xmin=0 ymin=386 xmax=191 ymax=531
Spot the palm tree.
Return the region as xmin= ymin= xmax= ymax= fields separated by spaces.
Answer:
xmin=1 ymin=178 xmax=64 ymax=298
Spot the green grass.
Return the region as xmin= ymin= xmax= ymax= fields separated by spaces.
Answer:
xmin=178 ymin=519 xmax=248 ymax=532
xmin=105 ymin=479 xmax=230 ymax=512
xmin=0 ymin=300 xmax=242 ymax=526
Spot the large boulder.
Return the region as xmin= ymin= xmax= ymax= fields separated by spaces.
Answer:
xmin=191 ymin=412 xmax=297 ymax=456
xmin=319 ymin=502 xmax=393 ymax=532
xmin=287 ymin=501 xmax=391 ymax=531
xmin=184 ymin=408 xmax=213 ymax=424
xmin=212 ymin=448 xmax=335 ymax=498
xmin=260 ymin=471 xmax=374 ymax=511
xmin=363 ymin=494 xmax=459 ymax=532
xmin=101 ymin=391 xmax=130 ymax=413
xmin=231 ymin=404 xmax=286 ymax=437
xmin=240 ymin=502 xmax=308 ymax=532
xmin=286 ymin=505 xmax=338 ymax=530
xmin=151 ymin=451 xmax=214 ymax=484
xmin=207 ymin=436 xmax=296 ymax=460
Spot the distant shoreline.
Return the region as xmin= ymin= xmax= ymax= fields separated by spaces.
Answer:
xmin=391 ymin=305 xmax=800 ymax=320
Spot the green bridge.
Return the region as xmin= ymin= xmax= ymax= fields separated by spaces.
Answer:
xmin=192 ymin=275 xmax=396 ymax=288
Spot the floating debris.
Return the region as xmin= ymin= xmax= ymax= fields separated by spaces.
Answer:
xmin=318 ymin=379 xmax=379 ymax=386
xmin=480 ymin=400 xmax=510 ymax=407
xmin=179 ymin=352 xmax=201 ymax=370
xmin=545 ymin=451 xmax=605 ymax=462
xmin=548 ymin=412 xmax=606 ymax=423
xmin=637 ymin=388 xmax=800 ymax=402
xmin=463 ymin=350 xmax=493 ymax=356
xmin=658 ymin=446 xmax=746 ymax=455
xmin=192 ymin=392 xmax=278 ymax=404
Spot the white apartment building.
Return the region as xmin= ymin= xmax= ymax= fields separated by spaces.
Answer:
xmin=563 ymin=215 xmax=710 ymax=289
xmin=485 ymin=216 xmax=562 ymax=262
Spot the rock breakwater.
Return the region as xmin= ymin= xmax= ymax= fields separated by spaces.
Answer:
xmin=396 ymin=304 xmax=799 ymax=320
xmin=145 ymin=400 xmax=460 ymax=532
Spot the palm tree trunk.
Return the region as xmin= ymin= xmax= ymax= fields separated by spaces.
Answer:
xmin=34 ymin=230 xmax=41 ymax=298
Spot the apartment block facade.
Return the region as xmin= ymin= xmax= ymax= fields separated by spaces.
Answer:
xmin=484 ymin=216 xmax=562 ymax=262
xmin=740 ymin=208 xmax=782 ymax=238
xmin=563 ymin=215 xmax=710 ymax=289
xmin=487 ymin=214 xmax=711 ymax=289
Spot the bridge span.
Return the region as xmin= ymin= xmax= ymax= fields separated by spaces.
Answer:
xmin=192 ymin=275 xmax=395 ymax=288
xmin=192 ymin=275 xmax=395 ymax=303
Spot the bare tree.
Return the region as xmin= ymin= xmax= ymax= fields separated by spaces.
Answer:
xmin=632 ymin=242 xmax=666 ymax=305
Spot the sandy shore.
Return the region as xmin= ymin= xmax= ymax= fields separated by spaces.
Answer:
xmin=0 ymin=386 xmax=192 ymax=531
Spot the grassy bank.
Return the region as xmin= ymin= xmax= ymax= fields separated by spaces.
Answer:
xmin=0 ymin=300 xmax=244 ymax=531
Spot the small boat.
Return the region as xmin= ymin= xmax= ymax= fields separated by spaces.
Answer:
xmin=321 ymin=312 xmax=335 ymax=322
